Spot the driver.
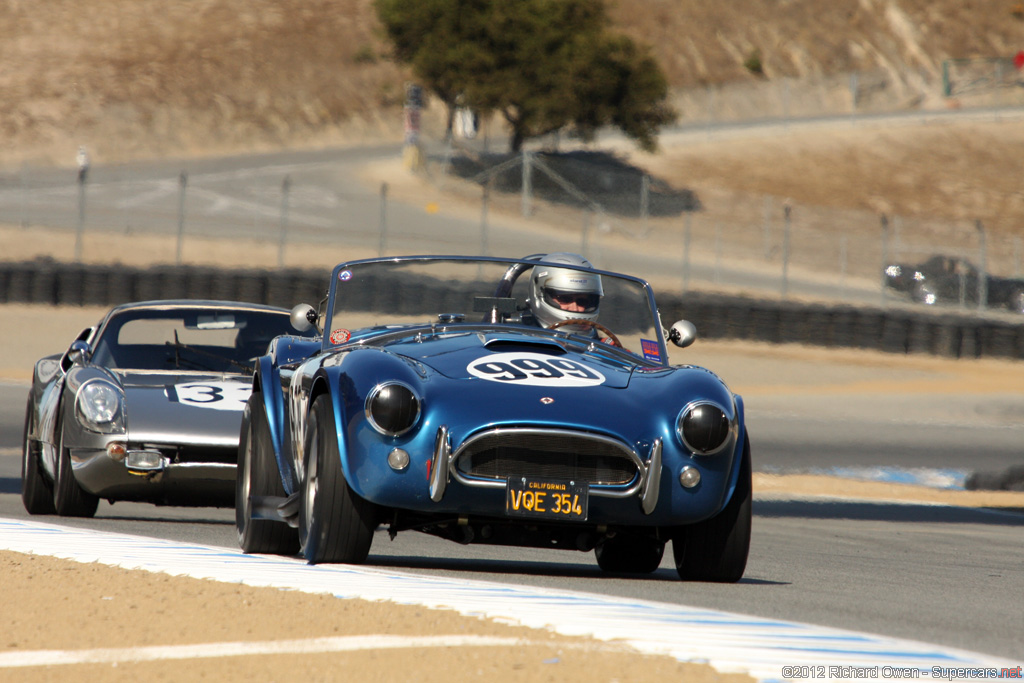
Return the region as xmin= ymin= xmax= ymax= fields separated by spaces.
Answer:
xmin=528 ymin=252 xmax=603 ymax=335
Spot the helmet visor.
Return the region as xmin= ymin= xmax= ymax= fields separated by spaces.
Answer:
xmin=542 ymin=288 xmax=600 ymax=313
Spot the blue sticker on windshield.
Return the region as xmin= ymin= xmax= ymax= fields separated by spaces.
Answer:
xmin=640 ymin=339 xmax=661 ymax=361
xmin=338 ymin=269 xmax=353 ymax=282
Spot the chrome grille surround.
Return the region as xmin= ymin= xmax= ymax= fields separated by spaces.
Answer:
xmin=451 ymin=427 xmax=643 ymax=498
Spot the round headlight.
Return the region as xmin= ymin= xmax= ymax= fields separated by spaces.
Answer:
xmin=76 ymin=380 xmax=125 ymax=433
xmin=365 ymin=382 xmax=421 ymax=437
xmin=678 ymin=401 xmax=732 ymax=455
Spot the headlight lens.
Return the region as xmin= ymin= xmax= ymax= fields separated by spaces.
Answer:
xmin=76 ymin=380 xmax=125 ymax=434
xmin=365 ymin=382 xmax=421 ymax=437
xmin=678 ymin=401 xmax=733 ymax=455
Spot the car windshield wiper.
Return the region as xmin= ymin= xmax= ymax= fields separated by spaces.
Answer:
xmin=166 ymin=332 xmax=252 ymax=373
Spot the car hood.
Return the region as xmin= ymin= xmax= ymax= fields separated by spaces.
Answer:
xmin=115 ymin=370 xmax=252 ymax=446
xmin=380 ymin=331 xmax=635 ymax=388
xmin=332 ymin=330 xmax=735 ymax=453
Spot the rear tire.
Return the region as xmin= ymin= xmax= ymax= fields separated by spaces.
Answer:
xmin=595 ymin=533 xmax=665 ymax=574
xmin=672 ymin=431 xmax=751 ymax=582
xmin=236 ymin=393 xmax=299 ymax=555
xmin=21 ymin=398 xmax=55 ymax=515
xmin=53 ymin=415 xmax=99 ymax=518
xmin=299 ymin=395 xmax=377 ymax=564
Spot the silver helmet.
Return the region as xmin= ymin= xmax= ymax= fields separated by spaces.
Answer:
xmin=529 ymin=253 xmax=603 ymax=331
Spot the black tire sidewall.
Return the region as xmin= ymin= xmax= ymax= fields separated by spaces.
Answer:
xmin=672 ymin=432 xmax=752 ymax=582
xmin=21 ymin=397 xmax=55 ymax=515
xmin=52 ymin=412 xmax=99 ymax=518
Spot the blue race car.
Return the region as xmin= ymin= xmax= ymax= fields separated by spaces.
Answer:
xmin=237 ymin=254 xmax=751 ymax=581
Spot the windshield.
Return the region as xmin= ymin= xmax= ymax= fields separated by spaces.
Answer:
xmin=91 ymin=307 xmax=310 ymax=372
xmin=326 ymin=257 xmax=667 ymax=364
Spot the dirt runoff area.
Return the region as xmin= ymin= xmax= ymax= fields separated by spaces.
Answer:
xmin=2 ymin=550 xmax=754 ymax=683
xmin=3 ymin=305 xmax=1024 ymax=683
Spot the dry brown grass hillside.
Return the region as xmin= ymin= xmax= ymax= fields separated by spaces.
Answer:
xmin=3 ymin=0 xmax=1024 ymax=167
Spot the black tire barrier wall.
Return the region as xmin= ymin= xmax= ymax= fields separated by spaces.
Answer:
xmin=2 ymin=260 xmax=1023 ymax=361
xmin=658 ymin=292 xmax=1024 ymax=361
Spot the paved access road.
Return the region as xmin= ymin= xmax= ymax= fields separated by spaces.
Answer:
xmin=0 ymin=142 xmax=887 ymax=305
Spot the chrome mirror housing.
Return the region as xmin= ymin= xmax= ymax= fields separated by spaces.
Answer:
xmin=67 ymin=340 xmax=91 ymax=363
xmin=668 ymin=320 xmax=697 ymax=348
xmin=290 ymin=303 xmax=319 ymax=333
xmin=61 ymin=340 xmax=91 ymax=372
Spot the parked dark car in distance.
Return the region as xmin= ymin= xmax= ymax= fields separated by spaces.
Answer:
xmin=884 ymin=254 xmax=1024 ymax=312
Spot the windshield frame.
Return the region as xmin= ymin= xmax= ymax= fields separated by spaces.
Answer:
xmin=323 ymin=255 xmax=669 ymax=366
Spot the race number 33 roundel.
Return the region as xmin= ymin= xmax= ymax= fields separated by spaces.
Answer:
xmin=467 ymin=352 xmax=605 ymax=387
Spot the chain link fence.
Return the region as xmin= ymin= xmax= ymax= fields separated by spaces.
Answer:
xmin=3 ymin=65 xmax=1024 ymax=320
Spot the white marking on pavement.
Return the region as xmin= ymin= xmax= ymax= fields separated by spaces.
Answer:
xmin=0 ymin=635 xmax=557 ymax=668
xmin=0 ymin=518 xmax=1016 ymax=681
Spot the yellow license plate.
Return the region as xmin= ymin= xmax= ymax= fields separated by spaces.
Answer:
xmin=506 ymin=477 xmax=588 ymax=521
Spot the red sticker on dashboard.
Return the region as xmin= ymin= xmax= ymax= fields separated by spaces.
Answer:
xmin=330 ymin=328 xmax=351 ymax=344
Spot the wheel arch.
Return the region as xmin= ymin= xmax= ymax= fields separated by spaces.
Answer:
xmin=308 ymin=370 xmax=360 ymax=497
xmin=251 ymin=356 xmax=297 ymax=493
xmin=718 ymin=394 xmax=749 ymax=513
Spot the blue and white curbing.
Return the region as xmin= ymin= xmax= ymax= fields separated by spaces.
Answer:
xmin=0 ymin=518 xmax=1015 ymax=681
xmin=814 ymin=467 xmax=970 ymax=490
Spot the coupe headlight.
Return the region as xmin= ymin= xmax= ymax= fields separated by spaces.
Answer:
xmin=76 ymin=380 xmax=126 ymax=434
xmin=365 ymin=382 xmax=421 ymax=437
xmin=677 ymin=401 xmax=733 ymax=455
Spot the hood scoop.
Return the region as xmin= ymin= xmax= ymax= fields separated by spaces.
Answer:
xmin=482 ymin=336 xmax=566 ymax=356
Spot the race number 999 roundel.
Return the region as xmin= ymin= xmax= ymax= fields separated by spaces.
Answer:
xmin=467 ymin=352 xmax=605 ymax=387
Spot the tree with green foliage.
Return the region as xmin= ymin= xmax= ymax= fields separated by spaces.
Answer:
xmin=374 ymin=0 xmax=676 ymax=152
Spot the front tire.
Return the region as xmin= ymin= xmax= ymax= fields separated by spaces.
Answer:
xmin=672 ymin=431 xmax=751 ymax=582
xmin=236 ymin=393 xmax=299 ymax=555
xmin=52 ymin=415 xmax=99 ymax=518
xmin=21 ymin=398 xmax=55 ymax=515
xmin=595 ymin=533 xmax=665 ymax=574
xmin=299 ymin=395 xmax=377 ymax=564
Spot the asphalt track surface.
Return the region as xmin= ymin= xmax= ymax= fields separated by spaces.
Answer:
xmin=2 ymin=379 xmax=1023 ymax=665
xmin=3 ymin=114 xmax=1024 ymax=673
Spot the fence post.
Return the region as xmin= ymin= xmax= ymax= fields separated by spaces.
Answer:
xmin=976 ymin=219 xmax=987 ymax=312
xmin=581 ymin=211 xmax=591 ymax=255
xmin=714 ymin=222 xmax=722 ymax=284
xmin=682 ymin=212 xmax=692 ymax=292
xmin=176 ymin=172 xmax=187 ymax=266
xmin=278 ymin=175 xmax=291 ymax=269
xmin=480 ymin=179 xmax=490 ymax=256
xmin=75 ymin=169 xmax=87 ymax=263
xmin=781 ymin=202 xmax=791 ymax=298
xmin=839 ymin=235 xmax=848 ymax=298
xmin=378 ymin=182 xmax=388 ymax=257
xmin=880 ymin=213 xmax=889 ymax=306
xmin=521 ymin=150 xmax=532 ymax=218
xmin=640 ymin=174 xmax=650 ymax=234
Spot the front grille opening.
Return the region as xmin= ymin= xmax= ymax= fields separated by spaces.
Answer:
xmin=456 ymin=433 xmax=637 ymax=486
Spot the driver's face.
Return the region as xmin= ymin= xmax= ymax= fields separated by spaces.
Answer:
xmin=549 ymin=291 xmax=592 ymax=312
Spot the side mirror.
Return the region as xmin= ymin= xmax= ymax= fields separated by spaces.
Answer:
xmin=61 ymin=340 xmax=91 ymax=372
xmin=290 ymin=303 xmax=319 ymax=333
xmin=667 ymin=320 xmax=697 ymax=349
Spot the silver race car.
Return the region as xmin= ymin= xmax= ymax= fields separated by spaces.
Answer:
xmin=21 ymin=300 xmax=314 ymax=517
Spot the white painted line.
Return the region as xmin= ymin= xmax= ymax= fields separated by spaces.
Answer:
xmin=0 ymin=635 xmax=549 ymax=668
xmin=0 ymin=518 xmax=1016 ymax=682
